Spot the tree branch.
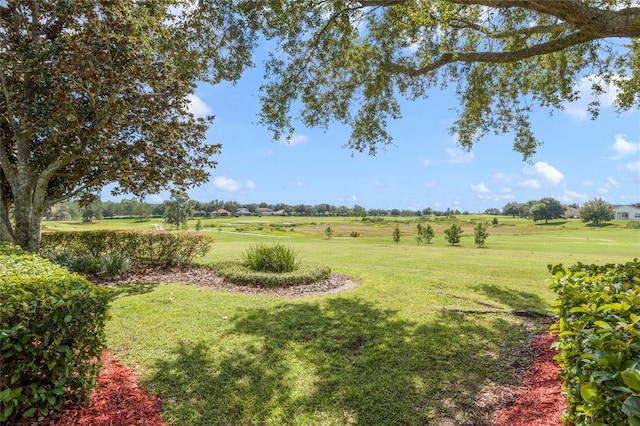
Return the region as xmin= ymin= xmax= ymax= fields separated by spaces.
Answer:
xmin=409 ymin=30 xmax=594 ymax=75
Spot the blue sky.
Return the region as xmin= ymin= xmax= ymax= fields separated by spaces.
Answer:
xmin=110 ymin=61 xmax=640 ymax=213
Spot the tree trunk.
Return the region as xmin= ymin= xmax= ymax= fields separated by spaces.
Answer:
xmin=13 ymin=208 xmax=44 ymax=252
xmin=11 ymin=190 xmax=45 ymax=252
xmin=0 ymin=170 xmax=47 ymax=252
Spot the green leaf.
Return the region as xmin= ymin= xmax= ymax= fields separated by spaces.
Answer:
xmin=0 ymin=388 xmax=11 ymax=401
xmin=622 ymin=368 xmax=640 ymax=392
xmin=580 ymin=383 xmax=601 ymax=403
xmin=629 ymin=415 xmax=640 ymax=426
xmin=51 ymin=387 xmax=65 ymax=396
xmin=623 ymin=397 xmax=640 ymax=418
xmin=22 ymin=407 xmax=36 ymax=418
xmin=3 ymin=404 xmax=14 ymax=419
xmin=64 ymin=314 xmax=72 ymax=323
xmin=593 ymin=320 xmax=612 ymax=330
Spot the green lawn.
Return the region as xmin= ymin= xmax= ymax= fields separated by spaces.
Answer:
xmin=45 ymin=216 xmax=640 ymax=425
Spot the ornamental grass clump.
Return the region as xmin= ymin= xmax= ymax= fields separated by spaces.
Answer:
xmin=242 ymin=242 xmax=299 ymax=273
xmin=214 ymin=242 xmax=331 ymax=288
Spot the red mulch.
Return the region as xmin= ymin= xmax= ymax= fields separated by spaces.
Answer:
xmin=45 ymin=334 xmax=565 ymax=426
xmin=50 ymin=351 xmax=165 ymax=426
xmin=492 ymin=333 xmax=567 ymax=426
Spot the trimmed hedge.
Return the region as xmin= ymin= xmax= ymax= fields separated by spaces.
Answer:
xmin=0 ymin=242 xmax=111 ymax=422
xmin=549 ymin=260 xmax=640 ymax=425
xmin=213 ymin=260 xmax=331 ymax=288
xmin=40 ymin=230 xmax=213 ymax=266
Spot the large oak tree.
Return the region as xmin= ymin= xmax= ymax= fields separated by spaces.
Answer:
xmin=0 ymin=0 xmax=253 ymax=251
xmin=220 ymin=0 xmax=639 ymax=157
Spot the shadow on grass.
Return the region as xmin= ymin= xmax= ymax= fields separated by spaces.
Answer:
xmin=108 ymin=282 xmax=159 ymax=299
xmin=534 ymin=220 xmax=568 ymax=226
xmin=474 ymin=283 xmax=550 ymax=314
xmin=146 ymin=298 xmax=529 ymax=425
xmin=584 ymin=222 xmax=615 ymax=228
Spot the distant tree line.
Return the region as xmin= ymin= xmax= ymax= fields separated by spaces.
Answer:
xmin=47 ymin=196 xmax=628 ymax=225
xmin=47 ymin=199 xmax=475 ymax=221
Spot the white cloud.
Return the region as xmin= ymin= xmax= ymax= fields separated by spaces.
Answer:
xmin=492 ymin=172 xmax=512 ymax=183
xmin=280 ymin=134 xmax=308 ymax=145
xmin=213 ymin=176 xmax=242 ymax=192
xmin=524 ymin=162 xmax=565 ymax=185
xmin=627 ymin=161 xmax=640 ymax=173
xmin=582 ymin=180 xmax=595 ymax=186
xmin=422 ymin=159 xmax=432 ymax=166
xmin=348 ymin=195 xmax=358 ymax=202
xmin=560 ymin=191 xmax=588 ymax=203
xmin=186 ymin=94 xmax=212 ymax=117
xmin=517 ymin=179 xmax=542 ymax=189
xmin=447 ymin=148 xmax=474 ymax=164
xmin=607 ymin=176 xmax=620 ymax=188
xmin=374 ymin=180 xmax=382 ymax=187
xmin=477 ymin=192 xmax=514 ymax=202
xmin=612 ymin=134 xmax=640 ymax=158
xmin=470 ymin=183 xmax=490 ymax=193
xmin=563 ymin=75 xmax=620 ymax=120
xmin=424 ymin=182 xmax=437 ymax=188
xmin=246 ymin=180 xmax=256 ymax=189
xmin=146 ymin=194 xmax=164 ymax=203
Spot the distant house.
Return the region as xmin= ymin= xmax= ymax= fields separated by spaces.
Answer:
xmin=193 ymin=210 xmax=209 ymax=217
xmin=612 ymin=205 xmax=640 ymax=220
xmin=235 ymin=208 xmax=252 ymax=216
xmin=564 ymin=207 xmax=581 ymax=219
xmin=256 ymin=207 xmax=274 ymax=216
xmin=211 ymin=209 xmax=231 ymax=217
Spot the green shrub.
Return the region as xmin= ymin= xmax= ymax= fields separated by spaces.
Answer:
xmin=213 ymin=260 xmax=331 ymax=288
xmin=41 ymin=230 xmax=212 ymax=267
xmin=0 ymin=245 xmax=111 ymax=422
xmin=242 ymin=242 xmax=299 ymax=273
xmin=549 ymin=260 xmax=640 ymax=425
xmin=444 ymin=223 xmax=463 ymax=245
xmin=99 ymin=252 xmax=132 ymax=276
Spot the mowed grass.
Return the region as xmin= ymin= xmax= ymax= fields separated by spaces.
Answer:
xmin=45 ymin=216 xmax=640 ymax=425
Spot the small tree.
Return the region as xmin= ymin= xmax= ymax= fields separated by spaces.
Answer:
xmin=325 ymin=226 xmax=333 ymax=239
xmin=423 ymin=224 xmax=435 ymax=244
xmin=393 ymin=225 xmax=401 ymax=243
xmin=416 ymin=224 xmax=424 ymax=245
xmin=581 ymin=198 xmax=614 ymax=226
xmin=474 ymin=223 xmax=489 ymax=248
xmin=165 ymin=190 xmax=193 ymax=230
xmin=195 ymin=219 xmax=203 ymax=232
xmin=444 ymin=224 xmax=463 ymax=246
